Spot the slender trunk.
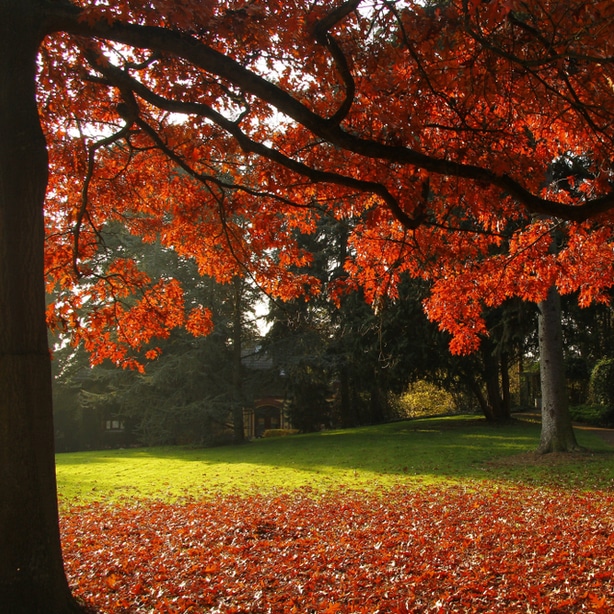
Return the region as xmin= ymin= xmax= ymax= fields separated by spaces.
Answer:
xmin=483 ymin=345 xmax=511 ymax=422
xmin=369 ymin=370 xmax=386 ymax=424
xmin=484 ymin=367 xmax=503 ymax=421
xmin=537 ymin=287 xmax=579 ymax=453
xmin=465 ymin=375 xmax=493 ymax=420
xmin=500 ymin=352 xmax=511 ymax=418
xmin=232 ymin=276 xmax=244 ymax=443
xmin=338 ymin=364 xmax=354 ymax=428
xmin=0 ymin=3 xmax=82 ymax=611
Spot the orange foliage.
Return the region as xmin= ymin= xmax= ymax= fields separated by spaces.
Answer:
xmin=61 ymin=486 xmax=614 ymax=613
xmin=40 ymin=0 xmax=614 ymax=358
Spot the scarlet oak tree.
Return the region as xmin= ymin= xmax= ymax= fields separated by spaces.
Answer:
xmin=2 ymin=0 xmax=614 ymax=610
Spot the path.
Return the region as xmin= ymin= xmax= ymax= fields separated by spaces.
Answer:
xmin=574 ymin=423 xmax=614 ymax=448
xmin=514 ymin=412 xmax=614 ymax=448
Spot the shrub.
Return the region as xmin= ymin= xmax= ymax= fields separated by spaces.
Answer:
xmin=397 ymin=381 xmax=456 ymax=419
xmin=568 ymin=404 xmax=613 ymax=427
xmin=262 ymin=429 xmax=300 ymax=438
xmin=590 ymin=358 xmax=614 ymax=408
xmin=587 ymin=358 xmax=614 ymax=426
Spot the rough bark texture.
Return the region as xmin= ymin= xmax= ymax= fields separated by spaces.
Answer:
xmin=0 ymin=1 xmax=83 ymax=611
xmin=537 ymin=287 xmax=580 ymax=453
xmin=483 ymin=353 xmax=511 ymax=422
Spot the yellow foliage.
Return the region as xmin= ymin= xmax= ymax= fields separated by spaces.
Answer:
xmin=398 ymin=381 xmax=456 ymax=418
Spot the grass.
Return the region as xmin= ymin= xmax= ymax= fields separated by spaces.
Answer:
xmin=55 ymin=415 xmax=614 ymax=505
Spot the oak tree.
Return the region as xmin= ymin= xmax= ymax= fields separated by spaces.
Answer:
xmin=2 ymin=0 xmax=614 ymax=610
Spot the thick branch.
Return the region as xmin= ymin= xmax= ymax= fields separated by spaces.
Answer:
xmin=312 ymin=0 xmax=361 ymax=124
xmin=82 ymin=51 xmax=423 ymax=228
xmin=49 ymin=3 xmax=614 ymax=224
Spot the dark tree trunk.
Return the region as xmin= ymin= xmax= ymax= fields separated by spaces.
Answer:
xmin=474 ymin=386 xmax=493 ymax=421
xmin=484 ymin=368 xmax=505 ymax=422
xmin=466 ymin=375 xmax=501 ymax=422
xmin=0 ymin=2 xmax=83 ymax=611
xmin=466 ymin=348 xmax=511 ymax=423
xmin=500 ymin=352 xmax=511 ymax=417
xmin=338 ymin=365 xmax=353 ymax=428
xmin=537 ymin=287 xmax=580 ymax=453
xmin=231 ymin=276 xmax=245 ymax=443
xmin=485 ymin=348 xmax=511 ymax=422
xmin=368 ymin=371 xmax=386 ymax=424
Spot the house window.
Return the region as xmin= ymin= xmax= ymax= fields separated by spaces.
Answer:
xmin=105 ymin=420 xmax=124 ymax=432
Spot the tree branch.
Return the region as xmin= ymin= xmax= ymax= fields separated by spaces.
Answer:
xmin=82 ymin=49 xmax=424 ymax=229
xmin=312 ymin=0 xmax=361 ymax=124
xmin=51 ymin=3 xmax=614 ymax=225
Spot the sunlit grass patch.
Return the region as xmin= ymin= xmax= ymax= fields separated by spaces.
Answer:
xmin=56 ymin=415 xmax=614 ymax=506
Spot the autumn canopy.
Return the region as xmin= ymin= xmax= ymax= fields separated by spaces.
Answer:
xmin=41 ymin=0 xmax=614 ymax=364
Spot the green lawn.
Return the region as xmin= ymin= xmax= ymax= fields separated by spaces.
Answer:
xmin=55 ymin=415 xmax=614 ymax=505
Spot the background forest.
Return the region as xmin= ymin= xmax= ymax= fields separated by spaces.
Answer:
xmin=51 ymin=219 xmax=614 ymax=452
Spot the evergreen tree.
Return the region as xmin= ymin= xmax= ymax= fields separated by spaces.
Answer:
xmin=51 ymin=224 xmax=261 ymax=448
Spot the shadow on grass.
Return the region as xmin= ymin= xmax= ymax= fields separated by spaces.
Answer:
xmin=56 ymin=416 xmax=614 ymax=499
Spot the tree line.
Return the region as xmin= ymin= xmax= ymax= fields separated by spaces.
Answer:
xmin=51 ymin=219 xmax=614 ymax=452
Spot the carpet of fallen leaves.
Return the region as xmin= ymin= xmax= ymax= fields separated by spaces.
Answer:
xmin=61 ymin=484 xmax=614 ymax=613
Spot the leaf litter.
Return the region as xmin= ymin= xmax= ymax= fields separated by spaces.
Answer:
xmin=61 ymin=484 xmax=614 ymax=613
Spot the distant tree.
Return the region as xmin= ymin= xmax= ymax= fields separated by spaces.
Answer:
xmin=264 ymin=217 xmax=409 ymax=430
xmin=590 ymin=358 xmax=614 ymax=426
xmin=375 ymin=287 xmax=536 ymax=423
xmin=264 ymin=291 xmax=334 ymax=432
xmin=51 ymin=224 xmax=261 ymax=448
xmin=589 ymin=358 xmax=614 ymax=422
xmin=560 ymin=293 xmax=614 ymax=370
xmin=51 ymin=342 xmax=100 ymax=452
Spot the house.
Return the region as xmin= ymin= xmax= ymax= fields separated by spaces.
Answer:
xmin=243 ymin=396 xmax=291 ymax=439
xmin=241 ymin=345 xmax=291 ymax=438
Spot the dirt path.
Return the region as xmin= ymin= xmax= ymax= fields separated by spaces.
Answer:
xmin=514 ymin=412 xmax=614 ymax=448
xmin=573 ymin=423 xmax=614 ymax=448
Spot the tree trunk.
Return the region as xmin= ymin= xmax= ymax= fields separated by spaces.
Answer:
xmin=231 ymin=276 xmax=245 ymax=443
xmin=0 ymin=3 xmax=83 ymax=611
xmin=465 ymin=349 xmax=511 ymax=423
xmin=466 ymin=375 xmax=498 ymax=421
xmin=337 ymin=365 xmax=356 ymax=428
xmin=500 ymin=352 xmax=511 ymax=417
xmin=484 ymin=347 xmax=511 ymax=422
xmin=537 ymin=287 xmax=580 ymax=453
xmin=368 ymin=371 xmax=386 ymax=424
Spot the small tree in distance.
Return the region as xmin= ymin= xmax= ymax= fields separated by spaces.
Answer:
xmin=590 ymin=357 xmax=614 ymax=424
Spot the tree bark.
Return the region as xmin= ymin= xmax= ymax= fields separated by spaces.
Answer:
xmin=231 ymin=276 xmax=245 ymax=443
xmin=483 ymin=361 xmax=509 ymax=422
xmin=537 ymin=287 xmax=580 ymax=453
xmin=500 ymin=352 xmax=511 ymax=417
xmin=0 ymin=2 xmax=83 ymax=611
xmin=464 ymin=349 xmax=511 ymax=423
xmin=368 ymin=370 xmax=386 ymax=424
xmin=338 ymin=365 xmax=356 ymax=428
